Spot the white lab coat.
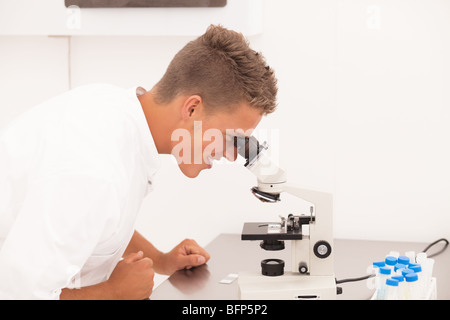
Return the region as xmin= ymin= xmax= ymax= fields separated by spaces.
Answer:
xmin=0 ymin=84 xmax=161 ymax=299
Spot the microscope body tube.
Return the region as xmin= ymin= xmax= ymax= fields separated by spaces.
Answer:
xmin=247 ymin=152 xmax=286 ymax=194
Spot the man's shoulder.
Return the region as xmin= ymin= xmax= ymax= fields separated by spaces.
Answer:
xmin=67 ymin=83 xmax=139 ymax=130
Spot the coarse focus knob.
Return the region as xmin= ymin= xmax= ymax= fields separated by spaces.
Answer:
xmin=313 ymin=241 xmax=332 ymax=259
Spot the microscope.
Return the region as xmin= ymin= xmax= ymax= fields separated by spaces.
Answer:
xmin=233 ymin=136 xmax=338 ymax=300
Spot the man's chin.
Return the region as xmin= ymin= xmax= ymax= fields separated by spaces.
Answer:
xmin=178 ymin=164 xmax=209 ymax=178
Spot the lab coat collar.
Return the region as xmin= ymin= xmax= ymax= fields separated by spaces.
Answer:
xmin=127 ymin=87 xmax=161 ymax=183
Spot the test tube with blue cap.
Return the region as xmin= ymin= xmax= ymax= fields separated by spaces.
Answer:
xmin=373 ymin=261 xmax=385 ymax=268
xmin=367 ymin=261 xmax=385 ymax=290
xmin=385 ymin=256 xmax=397 ymax=271
xmin=394 ymin=263 xmax=406 ymax=275
xmin=376 ymin=267 xmax=392 ymax=300
xmin=409 ymin=264 xmax=424 ymax=297
xmin=385 ymin=278 xmax=399 ymax=300
xmin=392 ymin=275 xmax=406 ymax=300
xmin=401 ymin=268 xmax=414 ymax=276
xmin=405 ymin=273 xmax=421 ymax=300
xmin=398 ymin=256 xmax=410 ymax=266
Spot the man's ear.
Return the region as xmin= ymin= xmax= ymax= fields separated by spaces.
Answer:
xmin=181 ymin=95 xmax=203 ymax=121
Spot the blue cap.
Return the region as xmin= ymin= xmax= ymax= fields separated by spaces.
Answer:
xmin=405 ymin=273 xmax=419 ymax=282
xmin=392 ymin=275 xmax=404 ymax=282
xmin=379 ymin=267 xmax=391 ymax=275
xmin=394 ymin=263 xmax=406 ymax=272
xmin=373 ymin=261 xmax=385 ymax=268
xmin=385 ymin=256 xmax=397 ymax=266
xmin=386 ymin=278 xmax=399 ymax=286
xmin=398 ymin=256 xmax=410 ymax=265
xmin=409 ymin=263 xmax=420 ymax=269
xmin=402 ymin=269 xmax=414 ymax=276
xmin=409 ymin=264 xmax=422 ymax=273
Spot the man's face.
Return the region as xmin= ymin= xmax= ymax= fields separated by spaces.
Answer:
xmin=171 ymin=102 xmax=263 ymax=178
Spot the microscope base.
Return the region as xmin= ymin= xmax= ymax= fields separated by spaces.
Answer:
xmin=238 ymin=271 xmax=337 ymax=300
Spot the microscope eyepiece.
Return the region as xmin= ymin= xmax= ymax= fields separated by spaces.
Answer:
xmin=233 ymin=135 xmax=266 ymax=167
xmin=233 ymin=134 xmax=285 ymax=202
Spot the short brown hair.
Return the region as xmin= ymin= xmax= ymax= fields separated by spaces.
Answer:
xmin=152 ymin=25 xmax=278 ymax=115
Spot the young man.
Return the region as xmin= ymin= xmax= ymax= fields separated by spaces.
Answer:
xmin=0 ymin=25 xmax=278 ymax=299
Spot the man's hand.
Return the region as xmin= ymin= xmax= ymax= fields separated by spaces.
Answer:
xmin=60 ymin=251 xmax=154 ymax=300
xmin=107 ymin=251 xmax=155 ymax=300
xmin=158 ymin=239 xmax=210 ymax=275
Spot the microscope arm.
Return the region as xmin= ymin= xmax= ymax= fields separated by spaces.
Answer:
xmin=282 ymin=184 xmax=332 ymax=216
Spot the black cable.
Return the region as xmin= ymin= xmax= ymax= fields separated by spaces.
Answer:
xmin=335 ymin=238 xmax=449 ymax=285
xmin=421 ymin=238 xmax=449 ymax=258
xmin=336 ymin=274 xmax=374 ymax=284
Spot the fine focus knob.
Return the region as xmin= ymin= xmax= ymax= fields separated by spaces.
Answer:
xmin=298 ymin=262 xmax=308 ymax=274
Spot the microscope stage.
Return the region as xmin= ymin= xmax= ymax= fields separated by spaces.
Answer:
xmin=241 ymin=222 xmax=303 ymax=241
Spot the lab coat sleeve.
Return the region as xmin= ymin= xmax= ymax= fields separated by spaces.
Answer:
xmin=0 ymin=174 xmax=120 ymax=300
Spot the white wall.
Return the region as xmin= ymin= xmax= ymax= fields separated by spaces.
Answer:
xmin=1 ymin=0 xmax=450 ymax=258
xmin=334 ymin=0 xmax=450 ymax=242
xmin=0 ymin=36 xmax=69 ymax=128
xmin=0 ymin=0 xmax=263 ymax=36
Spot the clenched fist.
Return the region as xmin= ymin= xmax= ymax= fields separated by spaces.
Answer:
xmin=107 ymin=251 xmax=154 ymax=300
